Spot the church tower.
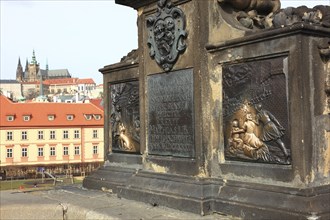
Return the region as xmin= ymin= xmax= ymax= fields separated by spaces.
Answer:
xmin=16 ymin=57 xmax=24 ymax=82
xmin=27 ymin=50 xmax=40 ymax=82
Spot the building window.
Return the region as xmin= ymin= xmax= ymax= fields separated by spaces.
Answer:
xmin=63 ymin=130 xmax=69 ymax=139
xmin=63 ymin=147 xmax=69 ymax=156
xmin=7 ymin=148 xmax=13 ymax=158
xmin=67 ymin=114 xmax=74 ymax=120
xmin=6 ymin=131 xmax=13 ymax=140
xmin=74 ymin=130 xmax=80 ymax=139
xmin=93 ymin=130 xmax=98 ymax=139
xmin=7 ymin=115 xmax=14 ymax=121
xmin=22 ymin=148 xmax=28 ymax=157
xmin=21 ymin=131 xmax=27 ymax=140
xmin=48 ymin=115 xmax=55 ymax=121
xmin=93 ymin=145 xmax=98 ymax=154
xmin=94 ymin=114 xmax=101 ymax=120
xmin=84 ymin=114 xmax=92 ymax=120
xmin=74 ymin=146 xmax=80 ymax=155
xmin=38 ymin=148 xmax=44 ymax=157
xmin=38 ymin=131 xmax=44 ymax=140
xmin=50 ymin=147 xmax=56 ymax=156
xmin=50 ymin=130 xmax=56 ymax=139
xmin=23 ymin=115 xmax=31 ymax=121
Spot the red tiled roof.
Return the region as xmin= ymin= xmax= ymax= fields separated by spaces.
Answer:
xmin=89 ymin=98 xmax=104 ymax=110
xmin=43 ymin=78 xmax=78 ymax=85
xmin=17 ymin=78 xmax=96 ymax=86
xmin=0 ymin=95 xmax=103 ymax=128
xmin=76 ymin=78 xmax=95 ymax=84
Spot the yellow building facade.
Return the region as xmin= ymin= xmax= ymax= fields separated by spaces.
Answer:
xmin=0 ymin=95 xmax=104 ymax=178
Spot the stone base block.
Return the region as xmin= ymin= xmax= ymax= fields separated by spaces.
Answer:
xmin=83 ymin=165 xmax=330 ymax=219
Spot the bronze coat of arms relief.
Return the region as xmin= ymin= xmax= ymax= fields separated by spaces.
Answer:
xmin=146 ymin=0 xmax=188 ymax=71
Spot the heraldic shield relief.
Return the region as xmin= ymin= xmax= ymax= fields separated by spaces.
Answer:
xmin=223 ymin=57 xmax=291 ymax=165
xmin=146 ymin=0 xmax=187 ymax=71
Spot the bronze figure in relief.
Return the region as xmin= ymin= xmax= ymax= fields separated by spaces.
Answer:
xmin=255 ymin=103 xmax=289 ymax=162
xmin=228 ymin=111 xmax=271 ymax=162
xmin=110 ymin=82 xmax=140 ymax=153
xmin=146 ymin=0 xmax=187 ymax=71
xmin=223 ymin=58 xmax=290 ymax=164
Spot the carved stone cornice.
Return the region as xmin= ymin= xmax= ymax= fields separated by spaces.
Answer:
xmin=115 ymin=0 xmax=157 ymax=10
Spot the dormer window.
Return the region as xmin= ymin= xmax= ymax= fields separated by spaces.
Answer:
xmin=7 ymin=115 xmax=15 ymax=121
xmin=67 ymin=114 xmax=74 ymax=121
xmin=84 ymin=114 xmax=92 ymax=120
xmin=93 ymin=114 xmax=101 ymax=120
xmin=23 ymin=115 xmax=31 ymax=121
xmin=48 ymin=114 xmax=55 ymax=121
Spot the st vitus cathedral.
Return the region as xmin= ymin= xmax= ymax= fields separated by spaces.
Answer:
xmin=16 ymin=50 xmax=71 ymax=82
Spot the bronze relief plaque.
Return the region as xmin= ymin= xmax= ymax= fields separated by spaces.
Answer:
xmin=223 ymin=57 xmax=291 ymax=164
xmin=110 ymin=81 xmax=140 ymax=153
xmin=148 ymin=69 xmax=194 ymax=158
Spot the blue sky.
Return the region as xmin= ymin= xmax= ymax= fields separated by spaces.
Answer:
xmin=1 ymin=0 xmax=329 ymax=84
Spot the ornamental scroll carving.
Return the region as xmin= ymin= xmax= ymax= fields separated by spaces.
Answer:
xmin=146 ymin=0 xmax=187 ymax=71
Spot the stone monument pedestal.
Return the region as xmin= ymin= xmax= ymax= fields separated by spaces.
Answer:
xmin=84 ymin=0 xmax=330 ymax=219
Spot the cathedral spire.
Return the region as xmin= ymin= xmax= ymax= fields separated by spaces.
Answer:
xmin=16 ymin=57 xmax=23 ymax=82
xmin=25 ymin=58 xmax=29 ymax=72
xmin=46 ymin=58 xmax=49 ymax=71
xmin=31 ymin=50 xmax=37 ymax=64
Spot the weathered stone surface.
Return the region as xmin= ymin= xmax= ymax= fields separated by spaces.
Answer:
xmin=1 ymin=186 xmax=238 ymax=220
xmin=84 ymin=0 xmax=330 ymax=219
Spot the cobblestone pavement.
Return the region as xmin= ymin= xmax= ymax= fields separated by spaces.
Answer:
xmin=0 ymin=184 xmax=240 ymax=220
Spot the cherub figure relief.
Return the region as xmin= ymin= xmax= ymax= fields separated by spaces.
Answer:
xmin=228 ymin=119 xmax=245 ymax=154
xmin=227 ymin=113 xmax=270 ymax=162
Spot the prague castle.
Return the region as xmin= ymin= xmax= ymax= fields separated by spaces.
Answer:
xmin=16 ymin=50 xmax=71 ymax=82
xmin=0 ymin=50 xmax=99 ymax=101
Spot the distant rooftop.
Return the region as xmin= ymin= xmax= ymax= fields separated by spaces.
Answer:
xmin=0 ymin=80 xmax=20 ymax=84
xmin=77 ymin=78 xmax=95 ymax=84
xmin=37 ymin=69 xmax=71 ymax=78
xmin=48 ymin=69 xmax=71 ymax=78
xmin=44 ymin=78 xmax=78 ymax=85
xmin=0 ymin=95 xmax=104 ymax=127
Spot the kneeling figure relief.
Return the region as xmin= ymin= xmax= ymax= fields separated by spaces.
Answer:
xmin=223 ymin=57 xmax=290 ymax=164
